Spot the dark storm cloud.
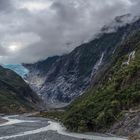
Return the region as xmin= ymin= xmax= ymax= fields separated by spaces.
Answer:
xmin=0 ymin=0 xmax=140 ymax=64
xmin=0 ymin=0 xmax=13 ymax=12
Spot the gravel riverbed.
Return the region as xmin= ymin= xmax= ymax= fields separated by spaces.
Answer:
xmin=0 ymin=115 xmax=127 ymax=140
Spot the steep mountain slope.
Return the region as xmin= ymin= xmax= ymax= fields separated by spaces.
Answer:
xmin=25 ymin=16 xmax=140 ymax=106
xmin=63 ymin=26 xmax=140 ymax=135
xmin=0 ymin=66 xmax=40 ymax=113
xmin=26 ymin=30 xmax=122 ymax=103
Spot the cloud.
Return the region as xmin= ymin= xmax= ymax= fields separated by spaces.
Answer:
xmin=0 ymin=0 xmax=140 ymax=64
xmin=0 ymin=0 xmax=13 ymax=12
xmin=0 ymin=45 xmax=7 ymax=56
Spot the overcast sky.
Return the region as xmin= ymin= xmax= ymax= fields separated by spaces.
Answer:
xmin=0 ymin=0 xmax=140 ymax=64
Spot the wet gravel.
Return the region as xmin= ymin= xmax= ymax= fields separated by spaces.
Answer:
xmin=0 ymin=115 xmax=126 ymax=140
xmin=0 ymin=116 xmax=82 ymax=140
xmin=7 ymin=131 xmax=82 ymax=140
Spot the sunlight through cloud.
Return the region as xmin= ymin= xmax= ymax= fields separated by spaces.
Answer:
xmin=20 ymin=1 xmax=52 ymax=11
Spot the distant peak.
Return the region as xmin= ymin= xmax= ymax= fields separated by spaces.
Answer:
xmin=101 ymin=14 xmax=139 ymax=33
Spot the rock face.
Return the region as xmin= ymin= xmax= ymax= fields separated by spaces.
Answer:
xmin=128 ymin=134 xmax=140 ymax=140
xmin=25 ymin=33 xmax=123 ymax=104
xmin=109 ymin=110 xmax=140 ymax=136
xmin=25 ymin=16 xmax=140 ymax=105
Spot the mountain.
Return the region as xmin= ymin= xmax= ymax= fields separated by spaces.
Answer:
xmin=0 ymin=66 xmax=40 ymax=114
xmin=62 ymin=20 xmax=140 ymax=135
xmin=24 ymin=15 xmax=140 ymax=106
xmin=25 ymin=15 xmax=140 ymax=136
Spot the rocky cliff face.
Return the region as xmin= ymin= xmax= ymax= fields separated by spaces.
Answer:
xmin=25 ymin=16 xmax=140 ymax=106
xmin=25 ymin=32 xmax=123 ymax=105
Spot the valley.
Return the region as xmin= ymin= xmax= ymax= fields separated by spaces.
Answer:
xmin=1 ymin=0 xmax=140 ymax=140
xmin=1 ymin=14 xmax=140 ymax=140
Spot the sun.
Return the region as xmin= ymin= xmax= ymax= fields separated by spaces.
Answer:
xmin=21 ymin=1 xmax=52 ymax=12
xmin=9 ymin=45 xmax=18 ymax=52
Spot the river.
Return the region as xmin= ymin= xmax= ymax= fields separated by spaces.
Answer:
xmin=0 ymin=115 xmax=127 ymax=140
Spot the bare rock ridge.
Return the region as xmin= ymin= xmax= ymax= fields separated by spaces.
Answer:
xmin=24 ymin=15 xmax=140 ymax=106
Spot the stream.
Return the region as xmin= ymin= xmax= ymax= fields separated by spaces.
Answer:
xmin=0 ymin=115 xmax=127 ymax=140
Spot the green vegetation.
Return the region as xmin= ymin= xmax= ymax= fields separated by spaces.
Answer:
xmin=62 ymin=32 xmax=140 ymax=132
xmin=0 ymin=66 xmax=40 ymax=114
xmin=40 ymin=110 xmax=65 ymax=121
xmin=73 ymin=29 xmax=125 ymax=77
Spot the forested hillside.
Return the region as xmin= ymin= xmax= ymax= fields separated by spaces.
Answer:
xmin=0 ymin=66 xmax=40 ymax=113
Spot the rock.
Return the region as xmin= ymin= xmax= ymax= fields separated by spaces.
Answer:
xmin=128 ymin=134 xmax=140 ymax=140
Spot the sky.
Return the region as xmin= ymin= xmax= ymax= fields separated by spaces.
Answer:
xmin=0 ymin=0 xmax=140 ymax=64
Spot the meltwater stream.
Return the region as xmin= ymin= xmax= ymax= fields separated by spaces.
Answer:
xmin=0 ymin=115 xmax=127 ymax=140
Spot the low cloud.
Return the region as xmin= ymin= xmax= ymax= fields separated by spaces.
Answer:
xmin=0 ymin=0 xmax=140 ymax=64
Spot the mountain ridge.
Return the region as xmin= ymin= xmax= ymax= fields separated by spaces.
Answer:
xmin=25 ymin=15 xmax=140 ymax=136
xmin=2 ymin=14 xmax=140 ymax=136
xmin=0 ymin=66 xmax=40 ymax=114
xmin=62 ymin=23 xmax=140 ymax=135
xmin=24 ymin=16 xmax=140 ymax=105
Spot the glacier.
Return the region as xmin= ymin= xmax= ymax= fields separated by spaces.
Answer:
xmin=2 ymin=64 xmax=29 ymax=78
